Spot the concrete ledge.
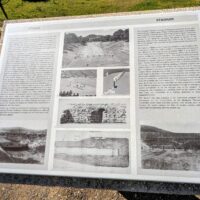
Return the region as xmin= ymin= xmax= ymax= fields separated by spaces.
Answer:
xmin=0 ymin=174 xmax=200 ymax=195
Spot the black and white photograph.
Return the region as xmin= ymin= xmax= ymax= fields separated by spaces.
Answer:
xmin=141 ymin=123 xmax=200 ymax=171
xmin=59 ymin=70 xmax=97 ymax=97
xmin=62 ymin=28 xmax=129 ymax=68
xmin=57 ymin=98 xmax=130 ymax=128
xmin=53 ymin=131 xmax=130 ymax=174
xmin=0 ymin=121 xmax=47 ymax=164
xmin=103 ymin=68 xmax=130 ymax=95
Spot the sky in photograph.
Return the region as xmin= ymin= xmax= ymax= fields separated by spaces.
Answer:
xmin=66 ymin=28 xmax=126 ymax=37
xmin=141 ymin=121 xmax=200 ymax=133
xmin=0 ymin=120 xmax=47 ymax=130
xmin=56 ymin=131 xmax=128 ymax=141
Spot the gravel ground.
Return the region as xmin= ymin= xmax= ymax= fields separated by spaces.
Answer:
xmin=0 ymin=183 xmax=126 ymax=200
xmin=0 ymin=183 xmax=199 ymax=200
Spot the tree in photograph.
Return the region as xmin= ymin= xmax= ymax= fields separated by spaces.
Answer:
xmin=60 ymin=110 xmax=74 ymax=123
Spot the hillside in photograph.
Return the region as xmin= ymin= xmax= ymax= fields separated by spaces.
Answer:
xmin=0 ymin=127 xmax=47 ymax=164
xmin=64 ymin=29 xmax=129 ymax=45
xmin=141 ymin=125 xmax=200 ymax=171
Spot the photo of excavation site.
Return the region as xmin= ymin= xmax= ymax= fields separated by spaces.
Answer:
xmin=58 ymin=99 xmax=129 ymax=129
xmin=141 ymin=124 xmax=200 ymax=171
xmin=104 ymin=68 xmax=129 ymax=95
xmin=53 ymin=131 xmax=130 ymax=173
xmin=62 ymin=28 xmax=129 ymax=68
xmin=0 ymin=127 xmax=46 ymax=164
xmin=59 ymin=70 xmax=96 ymax=97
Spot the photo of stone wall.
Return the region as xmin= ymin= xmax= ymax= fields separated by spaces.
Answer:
xmin=57 ymin=99 xmax=130 ymax=129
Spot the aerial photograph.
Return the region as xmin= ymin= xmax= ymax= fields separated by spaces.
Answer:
xmin=59 ymin=70 xmax=97 ymax=97
xmin=62 ymin=28 xmax=129 ymax=68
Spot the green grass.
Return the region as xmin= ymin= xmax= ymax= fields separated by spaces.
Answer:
xmin=0 ymin=0 xmax=200 ymax=23
xmin=132 ymin=0 xmax=200 ymax=10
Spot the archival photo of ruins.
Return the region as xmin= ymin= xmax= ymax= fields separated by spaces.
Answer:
xmin=141 ymin=124 xmax=200 ymax=171
xmin=104 ymin=68 xmax=130 ymax=95
xmin=0 ymin=126 xmax=47 ymax=164
xmin=58 ymin=99 xmax=130 ymax=128
xmin=53 ymin=131 xmax=130 ymax=174
xmin=62 ymin=28 xmax=129 ymax=68
xmin=59 ymin=70 xmax=97 ymax=97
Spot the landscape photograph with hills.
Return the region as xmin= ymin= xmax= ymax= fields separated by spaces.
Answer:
xmin=62 ymin=28 xmax=129 ymax=68
xmin=141 ymin=124 xmax=200 ymax=171
xmin=0 ymin=127 xmax=47 ymax=164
